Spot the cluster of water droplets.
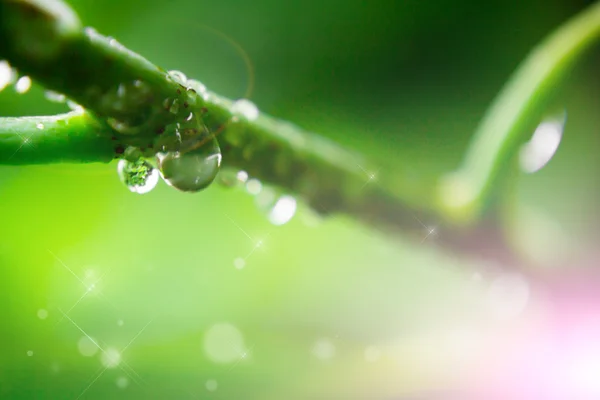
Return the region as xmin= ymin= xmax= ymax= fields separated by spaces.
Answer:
xmin=117 ymin=70 xmax=222 ymax=194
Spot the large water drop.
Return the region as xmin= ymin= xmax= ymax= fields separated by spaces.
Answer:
xmin=117 ymin=159 xmax=159 ymax=194
xmin=15 ymin=76 xmax=31 ymax=93
xmin=158 ymin=135 xmax=222 ymax=192
xmin=0 ymin=60 xmax=14 ymax=91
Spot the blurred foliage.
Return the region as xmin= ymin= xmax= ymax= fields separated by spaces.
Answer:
xmin=1 ymin=0 xmax=599 ymax=398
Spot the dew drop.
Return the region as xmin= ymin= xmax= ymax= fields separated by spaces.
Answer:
xmin=186 ymin=79 xmax=207 ymax=97
xmin=15 ymin=76 xmax=32 ymax=93
xmin=0 ymin=60 xmax=14 ymax=91
xmin=231 ymin=99 xmax=259 ymax=121
xmin=169 ymin=98 xmax=180 ymax=114
xmin=36 ymin=123 xmax=44 ymax=130
xmin=168 ymin=70 xmax=187 ymax=84
xmin=117 ymin=159 xmax=160 ymax=194
xmin=44 ymin=90 xmax=66 ymax=103
xmin=520 ymin=111 xmax=566 ymax=173
xmin=158 ymin=135 xmax=222 ymax=193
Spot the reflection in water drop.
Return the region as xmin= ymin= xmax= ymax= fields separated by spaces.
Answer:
xmin=0 ymin=60 xmax=14 ymax=91
xmin=78 ymin=336 xmax=99 ymax=357
xmin=100 ymin=347 xmax=122 ymax=368
xmin=167 ymin=70 xmax=187 ymax=84
xmin=203 ymin=323 xmax=247 ymax=364
xmin=158 ymin=136 xmax=222 ymax=192
xmin=117 ymin=159 xmax=160 ymax=194
xmin=520 ymin=112 xmax=566 ymax=173
xmin=15 ymin=76 xmax=31 ymax=93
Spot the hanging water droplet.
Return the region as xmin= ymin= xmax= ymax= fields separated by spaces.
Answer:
xmin=231 ymin=99 xmax=259 ymax=121
xmin=117 ymin=159 xmax=159 ymax=194
xmin=15 ymin=76 xmax=31 ymax=93
xmin=186 ymin=79 xmax=208 ymax=98
xmin=168 ymin=70 xmax=187 ymax=85
xmin=158 ymin=135 xmax=222 ymax=192
xmin=0 ymin=60 xmax=14 ymax=91
xmin=44 ymin=90 xmax=66 ymax=103
xmin=519 ymin=111 xmax=566 ymax=173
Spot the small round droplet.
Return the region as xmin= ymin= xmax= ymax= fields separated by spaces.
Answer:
xmin=27 ymin=350 xmax=33 ymax=357
xmin=36 ymin=123 xmax=44 ymax=130
xmin=116 ymin=376 xmax=129 ymax=389
xmin=158 ymin=135 xmax=222 ymax=193
xmin=233 ymin=257 xmax=245 ymax=270
xmin=246 ymin=179 xmax=262 ymax=195
xmin=45 ymin=90 xmax=66 ymax=103
xmin=37 ymin=309 xmax=48 ymax=320
xmin=168 ymin=70 xmax=187 ymax=84
xmin=15 ymin=76 xmax=32 ymax=93
xmin=205 ymin=379 xmax=218 ymax=392
xmin=231 ymin=99 xmax=259 ymax=121
xmin=78 ymin=336 xmax=99 ymax=357
xmin=117 ymin=159 xmax=160 ymax=194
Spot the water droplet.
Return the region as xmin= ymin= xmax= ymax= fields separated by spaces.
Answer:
xmin=186 ymin=79 xmax=207 ymax=98
xmin=100 ymin=347 xmax=122 ymax=368
xmin=169 ymin=98 xmax=180 ymax=114
xmin=0 ymin=60 xmax=14 ymax=91
xmin=312 ymin=338 xmax=335 ymax=360
xmin=246 ymin=179 xmax=262 ymax=195
xmin=44 ymin=90 xmax=66 ymax=103
xmin=168 ymin=70 xmax=187 ymax=84
xmin=36 ymin=123 xmax=44 ymax=130
xmin=37 ymin=309 xmax=48 ymax=320
xmin=520 ymin=111 xmax=566 ymax=173
xmin=158 ymin=136 xmax=222 ymax=192
xmin=231 ymin=99 xmax=259 ymax=121
xmin=203 ymin=323 xmax=247 ymax=364
xmin=15 ymin=76 xmax=31 ymax=93
xmin=205 ymin=379 xmax=218 ymax=392
xmin=117 ymin=159 xmax=160 ymax=194
xmin=233 ymin=257 xmax=245 ymax=269
xmin=116 ymin=376 xmax=129 ymax=389
xmin=78 ymin=336 xmax=99 ymax=357
xmin=27 ymin=350 xmax=33 ymax=357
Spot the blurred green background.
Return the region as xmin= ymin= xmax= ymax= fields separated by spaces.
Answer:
xmin=1 ymin=0 xmax=600 ymax=399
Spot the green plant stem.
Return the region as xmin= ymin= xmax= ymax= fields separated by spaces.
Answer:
xmin=0 ymin=111 xmax=114 ymax=164
xmin=437 ymin=0 xmax=600 ymax=223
